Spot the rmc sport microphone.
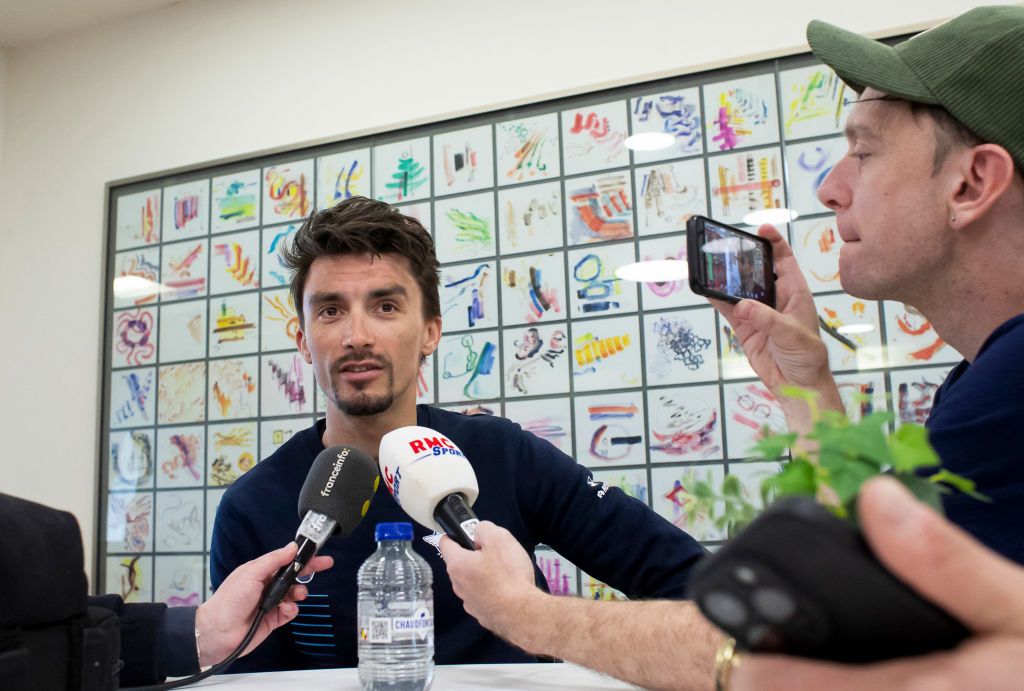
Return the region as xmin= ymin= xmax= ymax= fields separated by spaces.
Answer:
xmin=378 ymin=426 xmax=480 ymax=550
xmin=258 ymin=444 xmax=380 ymax=613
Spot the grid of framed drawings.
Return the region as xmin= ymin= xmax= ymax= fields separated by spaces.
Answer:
xmin=101 ymin=38 xmax=959 ymax=605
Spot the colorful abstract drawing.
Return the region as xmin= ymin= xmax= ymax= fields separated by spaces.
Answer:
xmin=162 ymin=179 xmax=209 ymax=240
xmin=161 ymin=240 xmax=208 ymax=301
xmin=260 ymin=418 xmax=305 ymax=458
xmin=566 ymin=172 xmax=634 ymax=244
xmin=375 ymin=138 xmax=431 ymax=203
xmin=156 ymin=426 xmax=204 ymax=487
xmin=213 ymin=237 xmax=260 ymax=291
xmin=536 ymin=553 xmax=578 ymax=596
xmin=834 ymin=372 xmax=888 ymax=423
xmin=816 ymin=294 xmax=884 ymax=370
xmin=781 ymin=64 xmax=854 ymax=140
xmin=110 ymin=368 xmax=155 ymax=428
xmin=155 ymin=556 xmax=204 ymax=607
xmin=707 ymin=147 xmax=785 ymax=224
xmin=719 ymin=322 xmax=756 ymax=380
xmin=647 ymin=385 xmax=722 ymax=462
xmin=417 ymin=356 xmax=435 ymax=404
xmin=884 ymin=302 xmax=961 ymax=366
xmin=106 ymin=555 xmax=152 ymax=603
xmin=317 ymin=149 xmax=370 ymax=208
xmin=157 ymin=362 xmax=206 ymax=424
xmin=630 ymin=87 xmax=703 ymax=163
xmin=787 ymin=136 xmax=846 ymax=216
xmin=110 ymin=430 xmax=155 ymax=488
xmin=497 ymin=181 xmax=563 ymax=253
xmin=207 ymin=422 xmax=258 ymax=486
xmin=210 ymin=295 xmax=259 ymax=357
xmin=114 ymin=248 xmax=161 ymax=308
xmin=561 ymin=101 xmax=630 ymax=175
xmin=581 ymin=572 xmax=627 ymax=601
xmin=568 ymin=245 xmax=638 ymax=317
xmin=261 ymin=289 xmax=300 ymax=352
xmin=704 ymin=74 xmax=779 ymax=152
xmin=504 ymin=397 xmax=572 ymax=453
xmin=155 ymin=490 xmax=204 ymax=551
xmin=652 ymin=465 xmax=726 ymax=540
xmin=208 ymin=357 xmax=258 ymax=421
xmin=434 ymin=192 xmax=496 ymax=262
xmin=441 ymin=262 xmax=497 ymax=331
xmin=635 ymin=159 xmax=707 ymax=235
xmin=729 ymin=462 xmax=785 ymax=512
xmin=211 ymin=170 xmax=260 ymax=232
xmin=890 ymin=367 xmax=951 ymax=426
xmin=261 ymin=354 xmax=313 ymax=416
xmin=159 ymin=302 xmax=206 ymax=363
xmin=262 ymin=224 xmax=298 ymax=287
xmin=107 ymin=493 xmax=153 ymax=553
xmin=263 ymin=161 xmax=313 ymax=225
xmin=643 ymin=309 xmax=718 ymax=385
xmin=437 ymin=332 xmax=500 ymax=402
xmin=791 ymin=217 xmax=843 ymax=293
xmin=112 ymin=308 xmax=156 ymax=367
xmin=496 ymin=114 xmax=560 ymax=185
xmin=572 ymin=316 xmax=642 ymax=392
xmin=500 ymin=252 xmax=565 ymax=325
xmin=573 ymin=391 xmax=646 ymax=466
xmin=723 ymin=382 xmax=787 ymax=458
xmin=433 ymin=125 xmax=494 ymax=194
xmin=116 ymin=190 xmax=161 ymax=250
xmin=504 ymin=325 xmax=570 ymax=397
xmin=638 ymin=235 xmax=703 ymax=310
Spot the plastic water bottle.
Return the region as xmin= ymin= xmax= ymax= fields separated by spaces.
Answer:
xmin=357 ymin=522 xmax=434 ymax=691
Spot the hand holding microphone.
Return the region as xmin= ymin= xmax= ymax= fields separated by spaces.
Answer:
xmin=259 ymin=444 xmax=381 ymax=612
xmin=378 ymin=427 xmax=480 ymax=549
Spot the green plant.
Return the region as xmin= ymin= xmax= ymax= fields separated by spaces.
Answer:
xmin=685 ymin=386 xmax=986 ymax=537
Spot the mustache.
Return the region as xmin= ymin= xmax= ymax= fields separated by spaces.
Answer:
xmin=331 ymin=351 xmax=392 ymax=370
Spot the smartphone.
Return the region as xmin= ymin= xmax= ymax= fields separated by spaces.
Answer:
xmin=687 ymin=215 xmax=775 ymax=307
xmin=687 ymin=496 xmax=969 ymax=663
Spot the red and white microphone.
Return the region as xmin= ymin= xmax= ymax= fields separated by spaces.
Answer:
xmin=378 ymin=426 xmax=480 ymax=550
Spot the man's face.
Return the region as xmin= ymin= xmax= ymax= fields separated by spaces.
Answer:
xmin=816 ymin=89 xmax=955 ymax=301
xmin=296 ymin=253 xmax=441 ymax=417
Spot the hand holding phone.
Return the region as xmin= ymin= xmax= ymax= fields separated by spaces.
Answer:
xmin=687 ymin=215 xmax=776 ymax=308
xmin=687 ymin=496 xmax=969 ymax=663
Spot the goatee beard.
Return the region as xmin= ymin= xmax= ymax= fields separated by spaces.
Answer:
xmin=329 ymin=352 xmax=395 ymax=416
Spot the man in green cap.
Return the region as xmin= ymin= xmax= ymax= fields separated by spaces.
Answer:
xmin=439 ymin=6 xmax=1024 ymax=690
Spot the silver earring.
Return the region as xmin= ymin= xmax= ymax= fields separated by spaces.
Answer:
xmin=950 ymin=215 xmax=957 ymax=222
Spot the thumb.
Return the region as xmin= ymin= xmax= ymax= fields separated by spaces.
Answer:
xmin=243 ymin=542 xmax=299 ymax=581
xmin=471 ymin=521 xmax=499 ymax=549
xmin=859 ymin=477 xmax=1024 ymax=635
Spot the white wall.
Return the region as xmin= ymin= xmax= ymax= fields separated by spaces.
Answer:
xmin=0 ymin=47 xmax=6 ymax=193
xmin=0 ymin=0 xmax=1003 ymax=584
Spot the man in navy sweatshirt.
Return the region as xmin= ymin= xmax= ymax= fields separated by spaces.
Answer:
xmin=210 ymin=196 xmax=720 ymax=677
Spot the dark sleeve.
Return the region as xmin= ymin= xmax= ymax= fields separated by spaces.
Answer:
xmin=209 ymin=493 xmax=298 ymax=673
xmin=87 ymin=595 xmax=198 ymax=684
xmin=513 ymin=426 xmax=706 ymax=599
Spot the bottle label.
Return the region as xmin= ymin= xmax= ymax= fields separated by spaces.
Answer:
xmin=359 ymin=601 xmax=433 ymax=643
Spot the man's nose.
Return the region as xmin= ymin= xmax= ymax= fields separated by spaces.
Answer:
xmin=342 ymin=310 xmax=375 ymax=349
xmin=816 ymin=160 xmax=847 ymax=212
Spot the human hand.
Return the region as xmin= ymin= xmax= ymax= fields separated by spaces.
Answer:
xmin=439 ymin=521 xmax=541 ymax=643
xmin=730 ymin=476 xmax=1024 ymax=690
xmin=195 ymin=543 xmax=334 ymax=666
xmin=709 ymin=225 xmax=841 ymax=428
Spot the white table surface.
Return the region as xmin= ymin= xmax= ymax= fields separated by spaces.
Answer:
xmin=186 ymin=663 xmax=640 ymax=689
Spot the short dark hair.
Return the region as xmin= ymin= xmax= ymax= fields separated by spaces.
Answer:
xmin=908 ymin=102 xmax=985 ymax=175
xmin=281 ymin=196 xmax=441 ymax=326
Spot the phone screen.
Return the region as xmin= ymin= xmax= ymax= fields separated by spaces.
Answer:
xmin=695 ymin=218 xmax=773 ymax=304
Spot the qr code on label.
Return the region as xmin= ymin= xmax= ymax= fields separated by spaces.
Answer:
xmin=369 ymin=617 xmax=392 ymax=643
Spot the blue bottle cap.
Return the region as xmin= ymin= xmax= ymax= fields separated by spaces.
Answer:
xmin=375 ymin=522 xmax=414 ymax=541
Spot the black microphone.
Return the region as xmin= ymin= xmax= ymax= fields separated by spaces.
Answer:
xmin=259 ymin=444 xmax=380 ymax=612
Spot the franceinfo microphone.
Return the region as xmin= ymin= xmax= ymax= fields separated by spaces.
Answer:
xmin=259 ymin=444 xmax=380 ymax=613
xmin=378 ymin=426 xmax=480 ymax=550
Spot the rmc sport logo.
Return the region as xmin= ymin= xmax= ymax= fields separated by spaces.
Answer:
xmin=408 ymin=436 xmax=464 ymax=458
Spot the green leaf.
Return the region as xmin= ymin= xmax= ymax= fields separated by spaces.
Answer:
xmin=771 ymin=459 xmax=818 ymax=497
xmin=722 ymin=474 xmax=743 ymax=497
xmin=890 ymin=424 xmax=941 ymax=472
xmin=779 ymin=386 xmax=819 ymax=403
xmin=827 ymin=457 xmax=878 ymax=505
xmin=750 ymin=432 xmax=798 ymax=460
xmin=927 ymin=469 xmax=991 ymax=502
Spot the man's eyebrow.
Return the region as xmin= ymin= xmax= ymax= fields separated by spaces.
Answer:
xmin=368 ymin=285 xmax=408 ymax=301
xmin=307 ymin=291 xmax=344 ymax=306
xmin=843 ymin=122 xmax=878 ymax=142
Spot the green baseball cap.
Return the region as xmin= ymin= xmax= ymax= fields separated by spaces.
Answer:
xmin=807 ymin=5 xmax=1024 ymax=170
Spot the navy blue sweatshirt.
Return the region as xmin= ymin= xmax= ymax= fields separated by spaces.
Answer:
xmin=928 ymin=314 xmax=1024 ymax=563
xmin=211 ymin=405 xmax=706 ymax=671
